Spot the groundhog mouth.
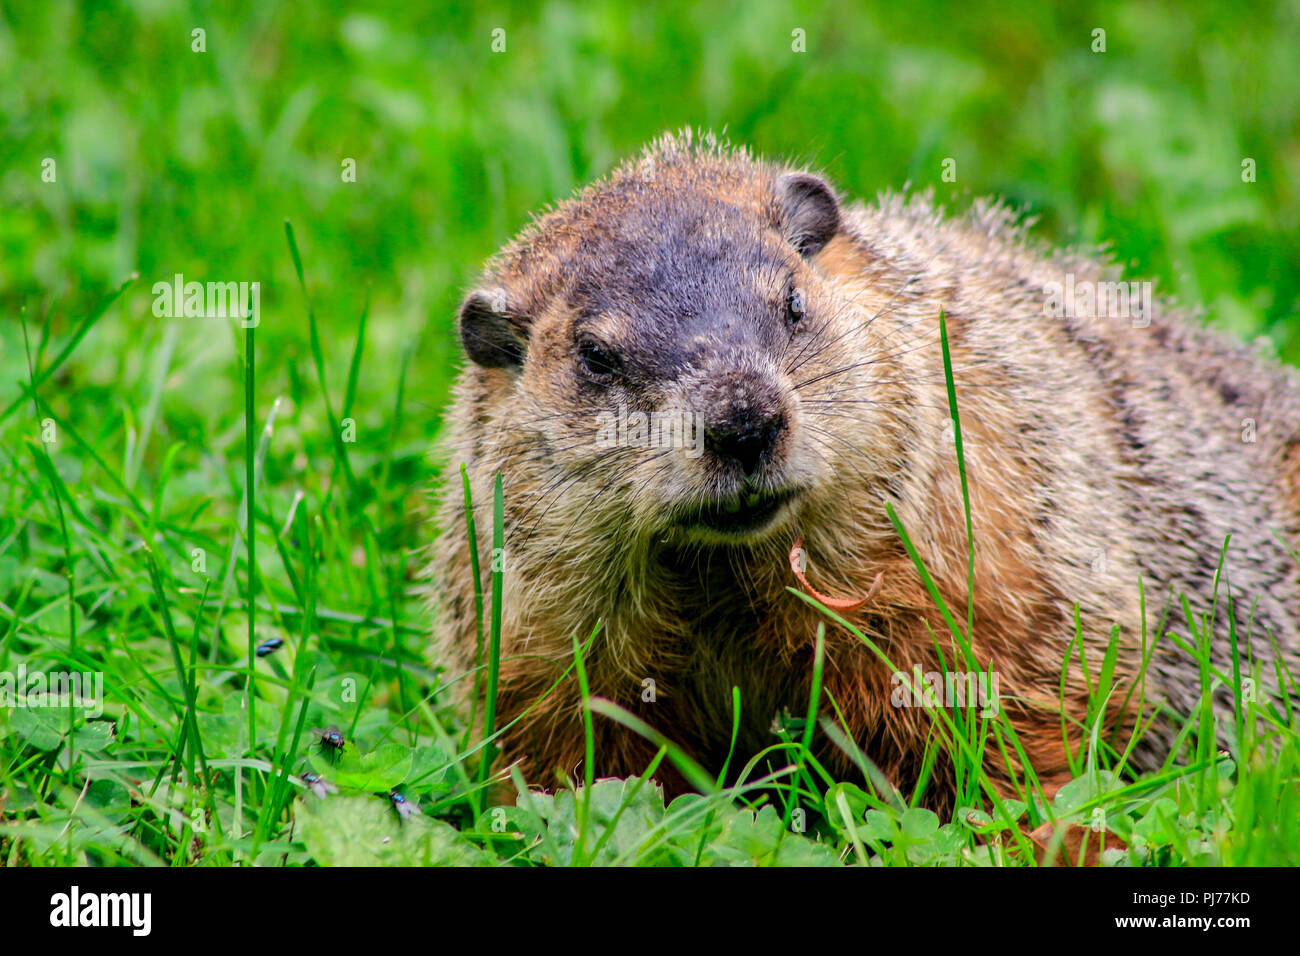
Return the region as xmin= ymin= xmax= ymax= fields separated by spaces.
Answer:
xmin=675 ymin=486 xmax=800 ymax=538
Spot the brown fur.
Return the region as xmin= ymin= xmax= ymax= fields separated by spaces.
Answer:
xmin=427 ymin=130 xmax=1300 ymax=810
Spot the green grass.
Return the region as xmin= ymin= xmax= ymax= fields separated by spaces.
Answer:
xmin=2 ymin=0 xmax=1299 ymax=866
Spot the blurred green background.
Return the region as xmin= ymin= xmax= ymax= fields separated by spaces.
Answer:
xmin=2 ymin=0 xmax=1299 ymax=510
xmin=3 ymin=1 xmax=1300 ymax=867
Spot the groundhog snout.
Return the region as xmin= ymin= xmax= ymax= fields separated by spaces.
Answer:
xmin=704 ymin=411 xmax=785 ymax=474
xmin=693 ymin=364 xmax=788 ymax=475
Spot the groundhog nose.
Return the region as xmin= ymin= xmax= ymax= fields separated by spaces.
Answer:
xmin=706 ymin=413 xmax=785 ymax=475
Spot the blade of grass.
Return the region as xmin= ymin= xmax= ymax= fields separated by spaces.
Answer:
xmin=459 ymin=464 xmax=486 ymax=758
xmin=938 ymin=308 xmax=976 ymax=641
xmin=480 ymin=473 xmax=505 ymax=789
xmin=1 ymin=275 xmax=135 ymax=426
xmin=243 ymin=308 xmax=258 ymax=761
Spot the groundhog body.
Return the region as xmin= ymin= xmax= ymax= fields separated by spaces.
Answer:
xmin=429 ymin=130 xmax=1300 ymax=806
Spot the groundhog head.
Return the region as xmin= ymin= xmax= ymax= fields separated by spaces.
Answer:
xmin=456 ymin=136 xmax=870 ymax=547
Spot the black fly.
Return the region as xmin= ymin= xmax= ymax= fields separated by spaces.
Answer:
xmin=301 ymin=772 xmax=337 ymax=799
xmin=388 ymin=790 xmax=417 ymax=821
xmin=255 ymin=637 xmax=284 ymax=657
xmin=310 ymin=725 xmax=346 ymax=762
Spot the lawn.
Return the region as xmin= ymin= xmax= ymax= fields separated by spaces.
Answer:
xmin=1 ymin=0 xmax=1298 ymax=866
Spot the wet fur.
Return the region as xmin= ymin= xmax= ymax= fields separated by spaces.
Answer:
xmin=427 ymin=130 xmax=1300 ymax=807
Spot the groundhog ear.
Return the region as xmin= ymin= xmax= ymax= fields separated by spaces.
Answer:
xmin=458 ymin=289 xmax=528 ymax=369
xmin=776 ymin=172 xmax=840 ymax=258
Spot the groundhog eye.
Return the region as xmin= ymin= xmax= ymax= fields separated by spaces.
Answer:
xmin=786 ymin=288 xmax=806 ymax=323
xmin=579 ymin=339 xmax=620 ymax=378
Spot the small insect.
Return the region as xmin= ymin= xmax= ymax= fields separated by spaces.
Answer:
xmin=388 ymin=790 xmax=417 ymax=821
xmin=301 ymin=772 xmax=337 ymax=799
xmin=255 ymin=637 xmax=284 ymax=657
xmin=310 ymin=725 xmax=346 ymax=761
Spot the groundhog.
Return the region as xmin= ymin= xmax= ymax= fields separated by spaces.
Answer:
xmin=428 ymin=129 xmax=1300 ymax=809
